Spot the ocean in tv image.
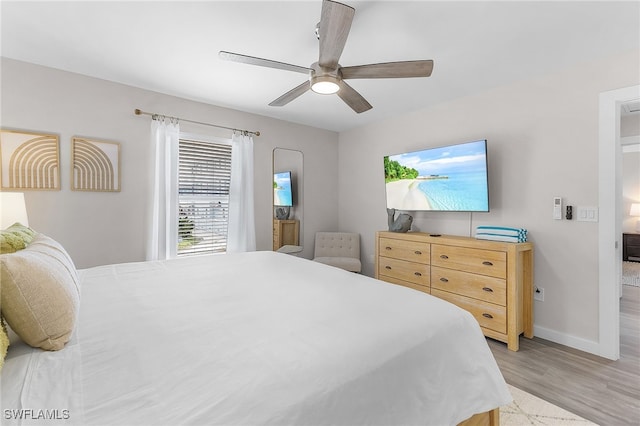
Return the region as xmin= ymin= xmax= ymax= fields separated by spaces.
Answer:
xmin=384 ymin=140 xmax=489 ymax=212
xmin=274 ymin=172 xmax=293 ymax=207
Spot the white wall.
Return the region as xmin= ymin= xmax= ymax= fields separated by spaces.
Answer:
xmin=0 ymin=58 xmax=339 ymax=268
xmin=337 ymin=49 xmax=640 ymax=347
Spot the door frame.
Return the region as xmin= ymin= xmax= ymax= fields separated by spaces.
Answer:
xmin=598 ymin=84 xmax=640 ymax=360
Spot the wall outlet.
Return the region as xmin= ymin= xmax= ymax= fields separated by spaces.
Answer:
xmin=534 ymin=287 xmax=544 ymax=302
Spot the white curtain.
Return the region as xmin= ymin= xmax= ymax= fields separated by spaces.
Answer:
xmin=147 ymin=117 xmax=180 ymax=261
xmin=227 ymin=132 xmax=256 ymax=253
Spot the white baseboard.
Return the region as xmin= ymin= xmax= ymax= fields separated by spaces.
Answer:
xmin=533 ymin=325 xmax=604 ymax=357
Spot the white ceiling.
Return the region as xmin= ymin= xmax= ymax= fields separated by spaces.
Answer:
xmin=1 ymin=1 xmax=639 ymax=132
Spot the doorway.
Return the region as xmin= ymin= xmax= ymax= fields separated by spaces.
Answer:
xmin=598 ymin=85 xmax=640 ymax=360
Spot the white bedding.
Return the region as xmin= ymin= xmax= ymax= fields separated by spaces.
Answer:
xmin=2 ymin=251 xmax=511 ymax=425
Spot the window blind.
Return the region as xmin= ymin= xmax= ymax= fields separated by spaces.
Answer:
xmin=178 ymin=138 xmax=232 ymax=256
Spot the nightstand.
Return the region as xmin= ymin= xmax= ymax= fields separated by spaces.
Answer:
xmin=623 ymin=233 xmax=640 ymax=262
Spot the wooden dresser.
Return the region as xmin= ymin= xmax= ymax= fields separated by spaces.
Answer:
xmin=375 ymin=231 xmax=534 ymax=351
xmin=273 ymin=219 xmax=300 ymax=251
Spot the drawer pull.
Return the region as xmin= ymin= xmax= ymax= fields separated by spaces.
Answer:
xmin=482 ymin=287 xmax=494 ymax=293
xmin=385 ymin=246 xmax=392 ymax=250
xmin=414 ymin=250 xmax=422 ymax=255
xmin=440 ymin=255 xmax=449 ymax=259
xmin=482 ymin=313 xmax=494 ymax=319
xmin=440 ymin=277 xmax=449 ymax=283
xmin=385 ymin=266 xmax=392 ymax=270
xmin=414 ymin=272 xmax=422 ymax=277
xmin=482 ymin=261 xmax=494 ymax=266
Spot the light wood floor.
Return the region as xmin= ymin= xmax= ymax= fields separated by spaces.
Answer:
xmin=488 ymin=284 xmax=640 ymax=426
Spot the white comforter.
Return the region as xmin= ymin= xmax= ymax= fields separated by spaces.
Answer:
xmin=2 ymin=251 xmax=510 ymax=425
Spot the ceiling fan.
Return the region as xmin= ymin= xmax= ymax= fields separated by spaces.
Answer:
xmin=219 ymin=0 xmax=434 ymax=114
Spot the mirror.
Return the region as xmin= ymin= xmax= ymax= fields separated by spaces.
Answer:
xmin=272 ymin=148 xmax=303 ymax=254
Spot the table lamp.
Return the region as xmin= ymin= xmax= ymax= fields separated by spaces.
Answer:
xmin=0 ymin=192 xmax=29 ymax=229
xmin=630 ymin=203 xmax=640 ymax=233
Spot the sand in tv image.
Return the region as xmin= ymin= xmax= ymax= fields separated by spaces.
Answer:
xmin=384 ymin=140 xmax=489 ymax=212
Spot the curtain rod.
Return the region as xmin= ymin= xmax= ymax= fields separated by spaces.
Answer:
xmin=134 ymin=109 xmax=260 ymax=137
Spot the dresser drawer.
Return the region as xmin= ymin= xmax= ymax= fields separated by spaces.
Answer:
xmin=625 ymin=233 xmax=640 ymax=245
xmin=431 ymin=266 xmax=506 ymax=306
xmin=623 ymin=233 xmax=640 ymax=261
xmin=432 ymin=289 xmax=506 ymax=334
xmin=378 ymin=256 xmax=430 ymax=287
xmin=378 ymin=237 xmax=430 ymax=264
xmin=380 ymin=275 xmax=430 ymax=294
xmin=431 ymin=245 xmax=506 ymax=279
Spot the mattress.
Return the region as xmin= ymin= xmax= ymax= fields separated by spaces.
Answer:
xmin=2 ymin=251 xmax=511 ymax=425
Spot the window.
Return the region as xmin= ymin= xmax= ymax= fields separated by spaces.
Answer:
xmin=177 ymin=136 xmax=232 ymax=256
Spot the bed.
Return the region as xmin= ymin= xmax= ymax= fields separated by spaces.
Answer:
xmin=1 ymin=233 xmax=511 ymax=426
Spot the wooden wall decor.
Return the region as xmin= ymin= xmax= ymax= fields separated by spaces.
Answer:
xmin=72 ymin=137 xmax=121 ymax=192
xmin=0 ymin=129 xmax=60 ymax=190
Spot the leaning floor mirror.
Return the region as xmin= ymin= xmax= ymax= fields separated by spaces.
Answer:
xmin=272 ymin=148 xmax=303 ymax=255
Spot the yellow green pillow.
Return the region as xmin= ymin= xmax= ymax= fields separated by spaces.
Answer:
xmin=0 ymin=223 xmax=36 ymax=254
xmin=0 ymin=317 xmax=8 ymax=373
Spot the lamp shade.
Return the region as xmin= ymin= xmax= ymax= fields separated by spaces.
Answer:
xmin=0 ymin=192 xmax=29 ymax=229
xmin=630 ymin=203 xmax=640 ymax=217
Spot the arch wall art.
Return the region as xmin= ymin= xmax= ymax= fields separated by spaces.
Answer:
xmin=0 ymin=129 xmax=60 ymax=190
xmin=72 ymin=137 xmax=121 ymax=192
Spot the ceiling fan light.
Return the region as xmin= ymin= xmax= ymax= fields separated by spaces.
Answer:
xmin=311 ymin=76 xmax=340 ymax=94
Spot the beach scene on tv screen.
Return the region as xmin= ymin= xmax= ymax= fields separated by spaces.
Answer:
xmin=384 ymin=140 xmax=489 ymax=211
xmin=274 ymin=172 xmax=293 ymax=207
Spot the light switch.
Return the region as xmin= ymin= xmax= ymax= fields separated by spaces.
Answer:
xmin=577 ymin=206 xmax=598 ymax=222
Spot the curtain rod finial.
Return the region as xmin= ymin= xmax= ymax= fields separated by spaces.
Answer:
xmin=134 ymin=109 xmax=142 ymax=115
xmin=255 ymin=131 xmax=261 ymax=137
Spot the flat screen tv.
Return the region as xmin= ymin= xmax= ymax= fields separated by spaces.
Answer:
xmin=384 ymin=139 xmax=489 ymax=212
xmin=274 ymin=171 xmax=293 ymax=207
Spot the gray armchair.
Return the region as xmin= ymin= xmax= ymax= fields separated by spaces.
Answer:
xmin=312 ymin=232 xmax=361 ymax=273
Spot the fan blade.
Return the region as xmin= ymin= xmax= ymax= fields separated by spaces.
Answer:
xmin=269 ymin=81 xmax=311 ymax=107
xmin=341 ymin=60 xmax=434 ymax=79
xmin=337 ymin=80 xmax=372 ymax=113
xmin=219 ymin=51 xmax=310 ymax=74
xmin=318 ymin=0 xmax=355 ymax=69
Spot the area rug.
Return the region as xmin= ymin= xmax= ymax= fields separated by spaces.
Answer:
xmin=502 ymin=385 xmax=597 ymax=425
xmin=622 ymin=261 xmax=640 ymax=287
